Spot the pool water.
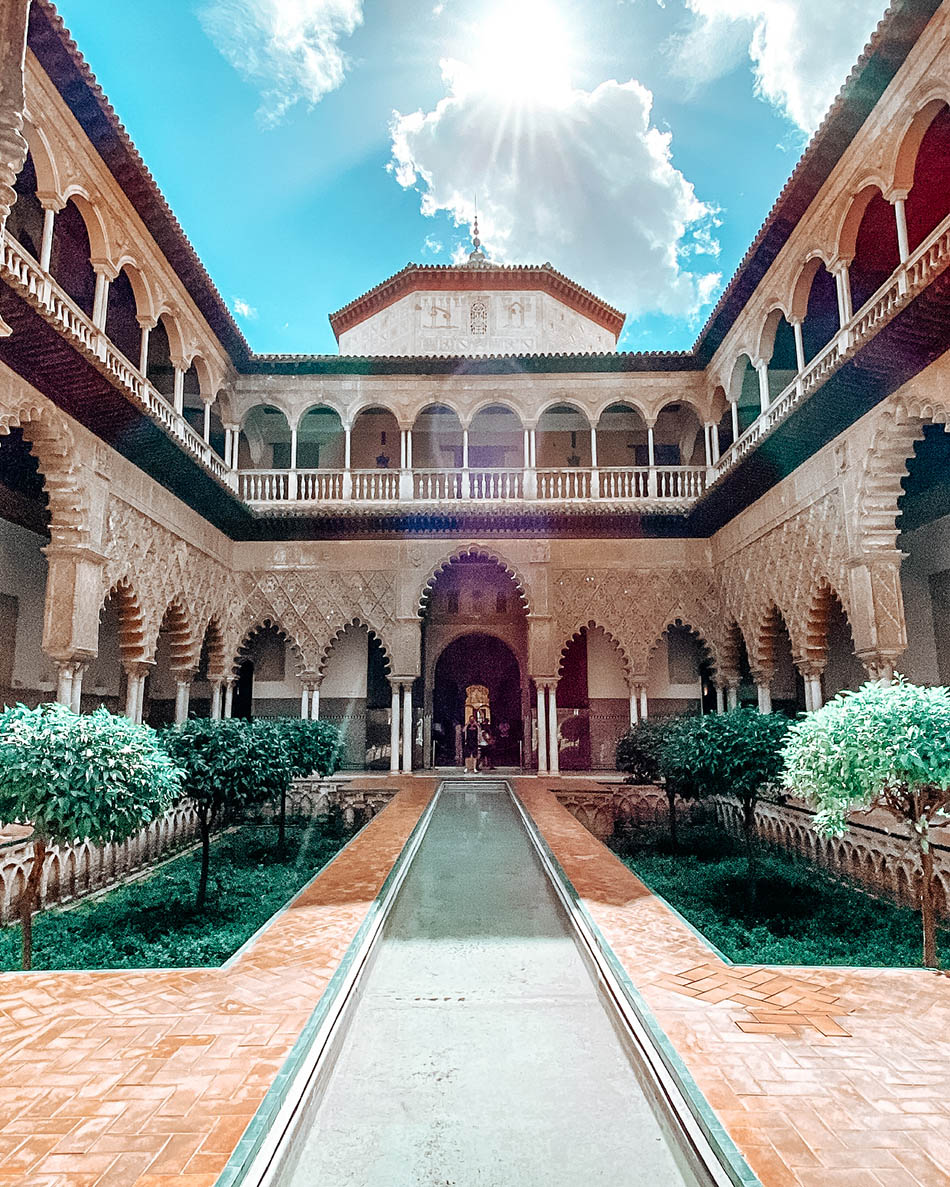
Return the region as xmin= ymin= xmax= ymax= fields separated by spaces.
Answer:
xmin=278 ymin=782 xmax=711 ymax=1186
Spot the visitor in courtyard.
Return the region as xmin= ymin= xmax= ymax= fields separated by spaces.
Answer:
xmin=464 ymin=718 xmax=479 ymax=773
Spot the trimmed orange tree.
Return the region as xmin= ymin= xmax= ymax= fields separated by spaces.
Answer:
xmin=0 ymin=703 xmax=181 ymax=969
xmin=782 ymin=677 xmax=950 ymax=969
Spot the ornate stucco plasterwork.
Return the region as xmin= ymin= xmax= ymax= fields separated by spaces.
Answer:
xmin=102 ymin=499 xmax=234 ymax=666
xmin=716 ymin=490 xmax=852 ymax=671
xmin=551 ymin=567 xmax=723 ymax=678
xmin=234 ymin=568 xmax=398 ymax=674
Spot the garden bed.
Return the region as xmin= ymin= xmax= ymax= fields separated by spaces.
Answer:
xmin=0 ymin=818 xmax=353 ymax=971
xmin=609 ymin=823 xmax=948 ymax=967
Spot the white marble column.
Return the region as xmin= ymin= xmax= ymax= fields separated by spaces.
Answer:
xmin=300 ymin=686 xmax=311 ymax=719
xmin=730 ymin=401 xmax=739 ymax=442
xmin=311 ymin=686 xmax=320 ymax=720
xmin=756 ymin=360 xmax=770 ymax=412
xmin=401 ymin=681 xmax=413 ymax=773
xmin=792 ymin=320 xmax=806 ymax=373
xmin=390 ymin=682 xmax=401 ymax=773
xmin=639 ymin=686 xmax=649 ymax=721
xmin=174 ymin=679 xmax=191 ymax=724
xmin=628 ymin=687 xmax=638 ymax=727
xmin=757 ymin=681 xmax=772 ymax=714
xmin=39 ymin=204 xmax=56 ymax=272
xmin=70 ymin=664 xmax=86 ymax=714
xmin=547 ymin=684 xmax=559 ymax=775
xmin=893 ymin=196 xmax=910 ymax=263
xmin=715 ymin=685 xmax=726 ymax=714
xmin=91 ymin=268 xmax=110 ymax=330
xmin=223 ymin=681 xmax=234 ymax=719
xmin=55 ymin=661 xmax=73 ymax=708
xmin=536 ymin=683 xmax=548 ymax=774
xmin=210 ymin=681 xmax=222 ymax=720
xmin=726 ymin=683 xmax=738 ymax=711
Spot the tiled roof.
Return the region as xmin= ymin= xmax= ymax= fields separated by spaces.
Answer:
xmin=327 ymin=261 xmax=627 ymax=339
xmin=29 ymin=0 xmax=252 ymax=366
xmin=26 ymin=0 xmax=942 ymax=373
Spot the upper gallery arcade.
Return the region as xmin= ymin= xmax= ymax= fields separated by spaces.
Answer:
xmin=1 ymin=0 xmax=950 ymax=774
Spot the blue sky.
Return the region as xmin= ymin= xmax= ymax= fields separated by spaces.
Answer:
xmin=52 ymin=0 xmax=888 ymax=355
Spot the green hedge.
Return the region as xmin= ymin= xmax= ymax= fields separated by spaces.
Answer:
xmin=610 ymin=824 xmax=948 ymax=967
xmin=0 ymin=819 xmax=353 ymax=971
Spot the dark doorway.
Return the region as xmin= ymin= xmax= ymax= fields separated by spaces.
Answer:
xmin=432 ymin=633 xmax=523 ymax=767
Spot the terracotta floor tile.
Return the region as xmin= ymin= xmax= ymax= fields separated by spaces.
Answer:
xmin=0 ymin=779 xmax=948 ymax=1187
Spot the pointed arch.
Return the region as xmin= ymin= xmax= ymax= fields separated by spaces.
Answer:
xmin=0 ymin=400 xmax=87 ymax=546
xmin=557 ymin=621 xmax=631 ymax=681
xmin=231 ymin=616 xmax=306 ymax=679
xmin=195 ymin=615 xmax=227 ymax=683
xmin=892 ymin=94 xmax=950 ymax=195
xmin=801 ymin=581 xmax=855 ymax=672
xmin=100 ymin=578 xmax=148 ymax=668
xmin=417 ymin=545 xmax=531 ymax=617
xmin=646 ymin=616 xmax=718 ymax=681
xmin=58 ymin=187 xmax=111 ymax=265
xmin=318 ymin=617 xmax=394 ymax=676
xmin=151 ymin=596 xmax=195 ymax=674
xmin=21 ymin=119 xmax=60 ymax=200
xmin=111 ymin=257 xmax=155 ymax=323
xmin=855 ymin=398 xmax=950 ymax=553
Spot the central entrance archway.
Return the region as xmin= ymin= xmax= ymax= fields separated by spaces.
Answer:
xmin=420 ymin=552 xmax=529 ymax=769
xmin=432 ymin=634 xmax=523 ymax=767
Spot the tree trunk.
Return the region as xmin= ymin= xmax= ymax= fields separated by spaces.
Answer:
xmin=196 ymin=812 xmax=211 ymax=910
xmin=742 ymin=796 xmax=758 ymax=911
xmin=742 ymin=797 xmax=759 ymax=874
xmin=19 ymin=838 xmax=46 ymax=971
xmin=918 ymin=826 xmax=939 ymax=969
xmin=666 ymin=786 xmax=678 ymax=852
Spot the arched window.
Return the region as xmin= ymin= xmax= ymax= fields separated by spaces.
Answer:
xmin=470 ymin=299 xmax=488 ymax=336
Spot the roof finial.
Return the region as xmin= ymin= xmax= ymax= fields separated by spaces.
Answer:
xmin=469 ymin=193 xmax=487 ymax=264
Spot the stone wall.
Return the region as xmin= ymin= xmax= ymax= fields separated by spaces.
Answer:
xmin=0 ymin=803 xmax=199 ymax=924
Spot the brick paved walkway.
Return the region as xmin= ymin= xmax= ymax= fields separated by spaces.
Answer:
xmin=0 ymin=779 xmax=438 ymax=1187
xmin=515 ymin=781 xmax=950 ymax=1187
xmin=0 ymin=776 xmax=948 ymax=1186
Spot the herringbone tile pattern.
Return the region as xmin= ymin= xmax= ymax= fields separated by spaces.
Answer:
xmin=515 ymin=781 xmax=950 ymax=1187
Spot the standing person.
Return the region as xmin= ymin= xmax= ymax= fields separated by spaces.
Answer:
xmin=477 ymin=715 xmax=491 ymax=772
xmin=464 ymin=717 xmax=479 ymax=774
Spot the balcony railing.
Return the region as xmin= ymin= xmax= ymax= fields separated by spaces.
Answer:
xmin=710 ymin=209 xmax=950 ymax=485
xmin=238 ymin=464 xmax=708 ymax=508
xmin=4 ymin=201 xmax=949 ymax=518
xmin=0 ymin=232 xmax=235 ymax=490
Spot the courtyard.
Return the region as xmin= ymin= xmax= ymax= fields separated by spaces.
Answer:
xmin=0 ymin=776 xmax=947 ymax=1186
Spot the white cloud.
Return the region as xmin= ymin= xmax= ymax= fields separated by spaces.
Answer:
xmin=233 ymin=297 xmax=258 ymax=319
xmin=199 ymin=0 xmax=363 ymax=126
xmin=423 ymin=235 xmax=444 ymax=255
xmin=677 ymin=0 xmax=887 ymax=133
xmin=390 ymin=61 xmax=720 ymax=322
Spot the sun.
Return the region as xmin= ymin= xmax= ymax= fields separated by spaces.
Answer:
xmin=462 ymin=0 xmax=577 ymax=106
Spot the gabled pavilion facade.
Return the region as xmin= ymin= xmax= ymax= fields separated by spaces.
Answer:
xmin=1 ymin=0 xmax=950 ymax=774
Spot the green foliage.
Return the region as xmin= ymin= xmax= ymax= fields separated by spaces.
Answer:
xmin=658 ymin=708 xmax=791 ymax=806
xmin=782 ymin=677 xmax=950 ymax=834
xmin=615 ymin=718 xmax=676 ymax=784
xmin=0 ymin=821 xmax=354 ymax=971
xmin=161 ymin=718 xmax=279 ymax=821
xmin=0 ymin=703 xmax=180 ymax=845
xmin=254 ymin=718 xmax=343 ymax=779
xmin=611 ymin=824 xmax=947 ymax=967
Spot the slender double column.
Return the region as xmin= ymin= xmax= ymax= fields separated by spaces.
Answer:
xmin=534 ymin=682 xmax=560 ymax=774
xmin=123 ymin=663 xmax=149 ymax=724
xmin=389 ymin=680 xmax=414 ymax=772
xmin=55 ymin=660 xmax=88 ymax=714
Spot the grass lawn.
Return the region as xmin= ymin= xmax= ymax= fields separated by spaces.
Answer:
xmin=609 ymin=822 xmax=948 ymax=967
xmin=0 ymin=818 xmax=354 ymax=971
